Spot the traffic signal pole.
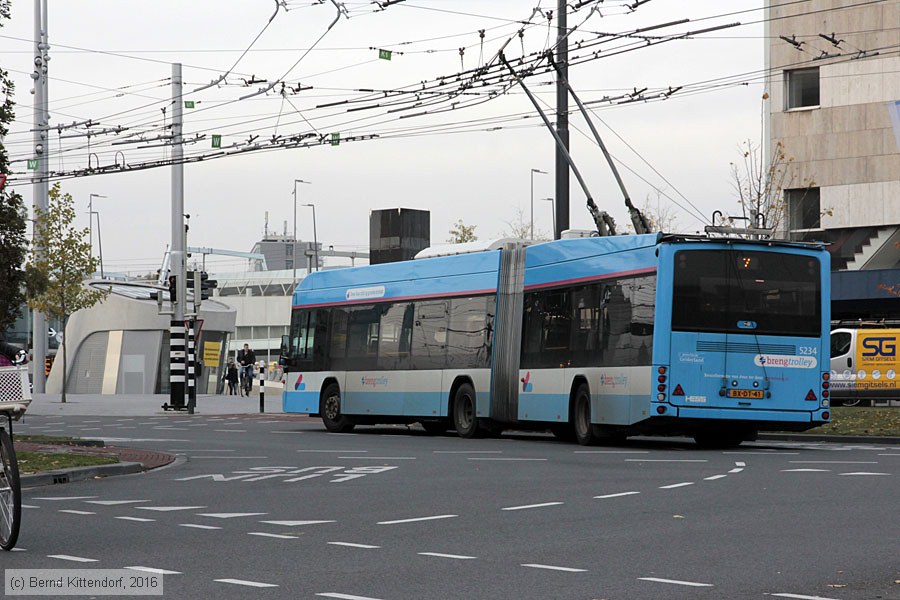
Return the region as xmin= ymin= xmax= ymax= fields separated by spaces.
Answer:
xmin=167 ymin=62 xmax=187 ymax=411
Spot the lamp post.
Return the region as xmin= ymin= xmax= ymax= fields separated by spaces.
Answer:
xmin=530 ymin=168 xmax=547 ymax=240
xmin=541 ymin=197 xmax=556 ymax=240
xmin=88 ymin=194 xmax=107 ymax=278
xmin=302 ymin=203 xmax=319 ymax=272
xmin=292 ymin=179 xmax=311 ymax=285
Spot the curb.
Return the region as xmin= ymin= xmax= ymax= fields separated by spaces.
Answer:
xmin=21 ymin=462 xmax=144 ymax=488
xmin=759 ymin=433 xmax=900 ymax=444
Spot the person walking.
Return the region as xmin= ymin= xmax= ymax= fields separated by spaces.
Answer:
xmin=237 ymin=344 xmax=256 ymax=397
xmin=224 ymin=359 xmax=239 ymax=396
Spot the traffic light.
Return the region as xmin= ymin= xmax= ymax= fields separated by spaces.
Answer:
xmin=168 ymin=275 xmax=177 ymax=302
xmin=187 ymin=271 xmax=217 ymax=306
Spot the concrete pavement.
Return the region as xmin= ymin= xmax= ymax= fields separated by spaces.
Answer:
xmin=25 ymin=391 xmax=285 ymax=417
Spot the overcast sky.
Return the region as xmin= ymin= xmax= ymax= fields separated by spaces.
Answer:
xmin=1 ymin=1 xmax=768 ymax=275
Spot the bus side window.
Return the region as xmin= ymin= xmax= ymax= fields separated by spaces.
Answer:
xmin=830 ymin=332 xmax=852 ymax=358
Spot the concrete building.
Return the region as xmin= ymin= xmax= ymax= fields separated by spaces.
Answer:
xmin=766 ymin=0 xmax=900 ymax=320
xmin=767 ymin=0 xmax=900 ymax=267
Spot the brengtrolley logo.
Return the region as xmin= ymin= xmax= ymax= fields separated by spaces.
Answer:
xmin=346 ymin=285 xmax=385 ymax=301
xmin=294 ymin=374 xmax=306 ymax=391
xmin=361 ymin=376 xmax=389 ymax=387
xmin=521 ymin=372 xmax=533 ymax=392
xmin=754 ymin=354 xmax=817 ymax=369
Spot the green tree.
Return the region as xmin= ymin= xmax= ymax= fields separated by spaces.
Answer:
xmin=447 ymin=219 xmax=478 ymax=243
xmin=0 ymin=0 xmax=28 ymax=337
xmin=28 ymin=183 xmax=107 ymax=402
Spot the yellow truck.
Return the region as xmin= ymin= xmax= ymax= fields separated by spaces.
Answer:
xmin=830 ymin=328 xmax=900 ymax=406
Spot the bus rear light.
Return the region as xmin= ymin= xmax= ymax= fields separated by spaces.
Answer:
xmin=658 ymin=375 xmax=666 ymax=383
xmin=822 ymin=381 xmax=829 ymax=389
xmin=657 ymin=384 xmax=666 ymax=393
xmin=822 ymin=372 xmax=830 ymax=380
xmin=657 ymin=393 xmax=666 ymax=401
xmin=821 ymin=399 xmax=830 ymax=408
xmin=822 ymin=390 xmax=829 ymax=398
xmin=658 ymin=366 xmax=667 ymax=375
xmin=656 ymin=405 xmax=667 ymax=414
xmin=822 ymin=411 xmax=830 ymax=420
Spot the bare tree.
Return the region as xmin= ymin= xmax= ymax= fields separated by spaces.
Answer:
xmin=498 ymin=206 xmax=550 ymax=241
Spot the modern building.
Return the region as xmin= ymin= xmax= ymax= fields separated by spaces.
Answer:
xmin=766 ymin=0 xmax=900 ymax=319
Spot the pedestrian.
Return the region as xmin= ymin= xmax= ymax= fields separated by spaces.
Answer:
xmin=224 ymin=359 xmax=238 ymax=396
xmin=237 ymin=344 xmax=256 ymax=396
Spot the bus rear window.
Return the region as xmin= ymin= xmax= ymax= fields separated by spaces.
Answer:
xmin=672 ymin=250 xmax=820 ymax=337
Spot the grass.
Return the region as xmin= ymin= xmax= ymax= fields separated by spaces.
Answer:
xmin=806 ymin=407 xmax=900 ymax=437
xmin=16 ymin=434 xmax=79 ymax=443
xmin=16 ymin=451 xmax=118 ymax=475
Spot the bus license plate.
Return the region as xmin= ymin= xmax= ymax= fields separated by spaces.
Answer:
xmin=727 ymin=389 xmax=764 ymax=399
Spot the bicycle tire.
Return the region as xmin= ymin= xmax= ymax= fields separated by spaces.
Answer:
xmin=0 ymin=428 xmax=22 ymax=551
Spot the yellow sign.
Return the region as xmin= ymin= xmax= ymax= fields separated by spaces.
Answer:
xmin=855 ymin=329 xmax=900 ymax=391
xmin=203 ymin=341 xmax=222 ymax=368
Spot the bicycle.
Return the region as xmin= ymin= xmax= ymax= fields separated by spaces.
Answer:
xmin=239 ymin=365 xmax=254 ymax=397
xmin=0 ymin=353 xmax=31 ymax=551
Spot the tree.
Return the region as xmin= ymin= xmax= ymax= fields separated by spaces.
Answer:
xmin=27 ymin=183 xmax=107 ymax=402
xmin=447 ymin=219 xmax=478 ymax=244
xmin=498 ymin=206 xmax=550 ymax=241
xmin=0 ymin=0 xmax=28 ymax=337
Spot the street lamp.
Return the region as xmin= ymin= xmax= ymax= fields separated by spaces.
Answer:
xmin=302 ymin=203 xmax=319 ymax=272
xmin=541 ymin=197 xmax=556 ymax=240
xmin=88 ymin=194 xmax=107 ymax=278
xmin=292 ymin=179 xmax=311 ymax=284
xmin=530 ymin=169 xmax=548 ymax=240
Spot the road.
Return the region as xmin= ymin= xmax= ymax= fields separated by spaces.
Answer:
xmin=10 ymin=403 xmax=900 ymax=600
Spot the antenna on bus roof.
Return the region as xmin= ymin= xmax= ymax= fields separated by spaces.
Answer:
xmin=705 ymin=211 xmax=775 ymax=239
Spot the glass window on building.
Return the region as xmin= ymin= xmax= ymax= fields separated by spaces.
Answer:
xmin=785 ymin=67 xmax=819 ymax=109
xmin=786 ymin=187 xmax=821 ymax=230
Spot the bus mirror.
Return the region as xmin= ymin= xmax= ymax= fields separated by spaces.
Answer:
xmin=281 ymin=334 xmax=291 ymax=358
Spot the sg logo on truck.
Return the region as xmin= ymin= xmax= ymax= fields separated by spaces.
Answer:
xmin=861 ymin=337 xmax=897 ymax=358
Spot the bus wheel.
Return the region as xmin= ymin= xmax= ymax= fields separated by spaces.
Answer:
xmin=573 ymin=384 xmax=598 ymax=446
xmin=320 ymin=383 xmax=356 ymax=433
xmin=452 ymin=383 xmax=478 ymax=438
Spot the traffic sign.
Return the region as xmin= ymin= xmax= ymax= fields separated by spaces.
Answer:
xmin=27 ymin=159 xmax=38 ymax=170
xmin=378 ymin=49 xmax=392 ymax=60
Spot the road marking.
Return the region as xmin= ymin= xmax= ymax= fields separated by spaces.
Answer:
xmin=575 ymin=450 xmax=649 ymax=454
xmin=197 ymin=512 xmax=268 ymax=519
xmin=704 ymin=475 xmax=728 ymax=480
xmin=298 ymin=450 xmax=368 ymax=453
xmin=728 ymin=468 xmax=744 ymax=474
xmin=85 ymin=500 xmax=150 ymax=506
xmin=78 ymin=428 xmax=102 ymax=431
xmin=153 ymin=427 xmax=189 ymax=431
xmin=735 ymin=461 xmax=746 ymax=467
xmin=768 ymin=593 xmax=842 ymax=600
xmin=377 ymin=514 xmax=457 ymax=525
xmin=521 ymin=564 xmax=587 ymax=573
xmin=21 ymin=505 xmax=39 ymax=509
xmin=115 ymin=517 xmax=156 ymax=523
xmin=213 ymin=429 xmax=247 ymax=433
xmin=248 ymin=532 xmax=297 ymax=539
xmin=337 ymin=456 xmax=416 ymax=460
xmin=840 ymin=472 xmax=890 ymax=476
xmin=170 ymin=449 xmax=236 ymax=452
xmin=179 ymin=524 xmax=222 ymax=530
xmin=659 ymin=482 xmax=695 ymax=489
xmin=260 ymin=520 xmax=336 ymax=527
xmin=189 ymin=456 xmax=268 ymax=459
xmin=48 ymin=555 xmax=97 ymax=563
xmin=433 ymin=450 xmax=502 ymax=454
xmin=214 ymin=579 xmax=278 ymax=588
xmin=639 ymin=577 xmax=713 ymax=587
xmin=33 ymin=496 xmax=98 ymax=501
xmin=878 ymin=453 xmax=900 ymax=456
xmin=59 ymin=510 xmax=95 ymax=515
xmin=81 ymin=420 xmax=102 ymax=423
xmin=467 ymin=458 xmax=547 ymax=461
xmin=594 ymin=491 xmax=640 ymax=499
xmin=626 ymin=459 xmax=708 ymax=463
xmin=136 ymin=506 xmax=206 ymax=512
xmin=501 ymin=502 xmax=563 ymax=511
xmin=789 ymin=461 xmax=878 ymax=464
xmin=125 ymin=567 xmax=182 ymax=575
xmin=317 ymin=594 xmax=384 ymax=600
xmin=418 ymin=552 xmax=476 ymax=559
xmin=327 ymin=542 xmax=381 ymax=549
xmin=726 ymin=451 xmax=800 ymax=455
xmin=782 ymin=469 xmax=830 ymax=473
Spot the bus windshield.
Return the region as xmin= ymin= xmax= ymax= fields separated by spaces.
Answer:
xmin=671 ymin=249 xmax=820 ymax=337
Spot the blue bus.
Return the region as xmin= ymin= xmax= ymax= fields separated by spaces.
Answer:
xmin=281 ymin=233 xmax=831 ymax=447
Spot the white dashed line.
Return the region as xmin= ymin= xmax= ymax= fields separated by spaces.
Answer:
xmin=59 ymin=510 xmax=95 ymax=515
xmin=248 ymin=532 xmax=297 ymax=539
xmin=377 ymin=514 xmax=457 ymax=525
xmin=789 ymin=461 xmax=877 ymax=464
xmin=659 ymin=482 xmax=695 ymax=489
xmin=33 ymin=496 xmax=98 ymax=501
xmin=317 ymin=593 xmax=384 ymax=600
xmin=521 ymin=564 xmax=587 ymax=573
xmin=728 ymin=468 xmax=744 ymax=474
xmin=418 ymin=552 xmax=477 ymax=560
xmin=337 ymin=456 xmax=416 ymax=460
xmin=125 ymin=567 xmax=182 ymax=575
xmin=840 ymin=472 xmax=889 ymax=476
xmin=85 ymin=500 xmax=150 ymax=506
xmin=768 ymin=593 xmax=841 ymax=600
xmin=214 ymin=579 xmax=278 ymax=588
xmin=260 ymin=520 xmax=336 ymax=527
xmin=196 ymin=513 xmax=268 ymax=519
xmin=327 ymin=542 xmax=381 ymax=549
xmin=639 ymin=577 xmax=713 ymax=587
xmin=501 ymin=502 xmax=563 ymax=511
xmin=704 ymin=475 xmax=728 ymax=481
xmin=594 ymin=491 xmax=640 ymax=499
xmin=179 ymin=524 xmax=222 ymax=530
xmin=433 ymin=450 xmax=502 ymax=454
xmin=213 ymin=430 xmax=247 ymax=433
xmin=626 ymin=459 xmax=708 ymax=463
xmin=735 ymin=462 xmax=746 ymax=467
xmin=575 ymin=450 xmax=649 ymax=454
xmin=297 ymin=450 xmax=368 ymax=453
xmin=189 ymin=456 xmax=268 ymax=459
xmin=782 ymin=469 xmax=830 ymax=473
xmin=136 ymin=506 xmax=206 ymax=512
xmin=48 ymin=555 xmax=98 ymax=563
xmin=467 ymin=458 xmax=547 ymax=461
xmin=115 ymin=517 xmax=156 ymax=523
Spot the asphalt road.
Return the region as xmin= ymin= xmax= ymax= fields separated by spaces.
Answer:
xmin=10 ymin=409 xmax=900 ymax=600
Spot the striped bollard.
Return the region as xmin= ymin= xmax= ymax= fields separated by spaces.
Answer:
xmin=168 ymin=319 xmax=186 ymax=409
xmin=187 ymin=319 xmax=196 ymax=414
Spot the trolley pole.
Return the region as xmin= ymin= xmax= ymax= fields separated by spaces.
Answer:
xmin=258 ymin=360 xmax=265 ymax=413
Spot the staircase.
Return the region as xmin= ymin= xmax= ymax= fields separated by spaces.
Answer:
xmin=845 ymin=226 xmax=900 ymax=270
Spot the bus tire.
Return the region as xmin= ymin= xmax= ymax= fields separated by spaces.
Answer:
xmin=573 ymin=384 xmax=598 ymax=446
xmin=320 ymin=383 xmax=356 ymax=433
xmin=452 ymin=383 xmax=479 ymax=438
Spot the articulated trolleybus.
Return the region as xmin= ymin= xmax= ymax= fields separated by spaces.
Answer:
xmin=281 ymin=233 xmax=831 ymax=447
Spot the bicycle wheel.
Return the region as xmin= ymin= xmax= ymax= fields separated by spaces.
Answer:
xmin=0 ymin=427 xmax=21 ymax=550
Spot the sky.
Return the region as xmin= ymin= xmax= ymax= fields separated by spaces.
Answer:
xmin=0 ymin=0 xmax=769 ymax=275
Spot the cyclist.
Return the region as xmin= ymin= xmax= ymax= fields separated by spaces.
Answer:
xmin=236 ymin=344 xmax=256 ymax=397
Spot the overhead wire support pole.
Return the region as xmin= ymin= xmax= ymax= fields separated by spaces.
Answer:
xmin=167 ymin=63 xmax=187 ymax=411
xmin=499 ymin=53 xmax=612 ymax=236
xmin=555 ymin=0 xmax=570 ymax=239
xmin=31 ymin=0 xmax=48 ymax=393
xmin=546 ymin=53 xmax=650 ymax=234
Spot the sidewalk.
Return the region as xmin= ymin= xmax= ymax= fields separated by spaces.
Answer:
xmin=26 ymin=391 xmax=286 ymax=417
